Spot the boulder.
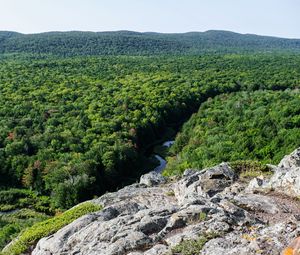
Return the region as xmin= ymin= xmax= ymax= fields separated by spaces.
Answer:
xmin=32 ymin=148 xmax=300 ymax=255
xmin=174 ymin=163 xmax=236 ymax=205
xmin=278 ymin=148 xmax=300 ymax=169
xmin=139 ymin=171 xmax=166 ymax=187
xmin=258 ymin=148 xmax=300 ymax=197
xmin=266 ymin=166 xmax=300 ymax=197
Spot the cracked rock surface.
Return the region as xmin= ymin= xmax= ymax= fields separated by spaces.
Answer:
xmin=33 ymin=148 xmax=300 ymax=255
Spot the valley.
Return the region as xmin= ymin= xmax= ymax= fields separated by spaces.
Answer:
xmin=0 ymin=30 xmax=299 ymax=254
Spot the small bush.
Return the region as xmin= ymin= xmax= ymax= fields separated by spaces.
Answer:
xmin=170 ymin=232 xmax=219 ymax=255
xmin=165 ymin=190 xmax=175 ymax=196
xmin=230 ymin=160 xmax=272 ymax=179
xmin=171 ymin=237 xmax=208 ymax=255
xmin=197 ymin=212 xmax=207 ymax=222
xmin=1 ymin=202 xmax=102 ymax=255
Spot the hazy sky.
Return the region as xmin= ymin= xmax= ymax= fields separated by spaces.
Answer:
xmin=0 ymin=0 xmax=299 ymax=38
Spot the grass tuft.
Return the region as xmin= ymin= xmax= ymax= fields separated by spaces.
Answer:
xmin=169 ymin=232 xmax=219 ymax=255
xmin=230 ymin=160 xmax=272 ymax=180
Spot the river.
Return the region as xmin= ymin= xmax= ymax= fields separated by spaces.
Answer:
xmin=152 ymin=140 xmax=174 ymax=173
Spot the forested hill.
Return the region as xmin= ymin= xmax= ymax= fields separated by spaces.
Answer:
xmin=0 ymin=30 xmax=300 ymax=56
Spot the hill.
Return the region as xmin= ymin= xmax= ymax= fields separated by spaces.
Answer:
xmin=1 ymin=54 xmax=299 ymax=209
xmin=0 ymin=31 xmax=300 ymax=253
xmin=165 ymin=90 xmax=300 ymax=176
xmin=0 ymin=30 xmax=300 ymax=56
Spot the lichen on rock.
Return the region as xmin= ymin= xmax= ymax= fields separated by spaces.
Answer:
xmin=31 ymin=147 xmax=300 ymax=255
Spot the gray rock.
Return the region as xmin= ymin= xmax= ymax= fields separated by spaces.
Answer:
xmin=139 ymin=171 xmax=166 ymax=187
xmin=144 ymin=244 xmax=169 ymax=255
xmin=256 ymin=148 xmax=300 ymax=197
xmin=233 ymin=194 xmax=281 ymax=214
xmin=93 ymin=184 xmax=176 ymax=209
xmin=215 ymin=182 xmax=245 ymax=200
xmin=31 ymin=149 xmax=300 ymax=255
xmin=266 ymin=166 xmax=300 ymax=197
xmin=245 ymin=176 xmax=265 ymax=193
xmin=182 ymin=168 xmax=196 ymax=177
xmin=278 ymin=148 xmax=300 ymax=169
xmin=33 ymin=183 xmax=177 ymax=255
xmin=174 ymin=163 xmax=236 ymax=205
xmin=201 ymin=220 xmax=300 ymax=255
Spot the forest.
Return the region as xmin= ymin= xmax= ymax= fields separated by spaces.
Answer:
xmin=164 ymin=90 xmax=300 ymax=176
xmin=1 ymin=30 xmax=300 ymax=56
xmin=0 ymin=54 xmax=300 ymax=208
xmin=0 ymin=34 xmax=300 ymax=250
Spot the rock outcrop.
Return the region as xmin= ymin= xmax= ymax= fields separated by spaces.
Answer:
xmin=266 ymin=148 xmax=300 ymax=197
xmin=33 ymin=148 xmax=300 ymax=255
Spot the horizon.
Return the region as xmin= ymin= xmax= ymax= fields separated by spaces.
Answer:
xmin=1 ymin=0 xmax=299 ymax=39
xmin=2 ymin=29 xmax=300 ymax=40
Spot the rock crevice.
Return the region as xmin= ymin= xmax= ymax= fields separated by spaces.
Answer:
xmin=33 ymin=148 xmax=300 ymax=255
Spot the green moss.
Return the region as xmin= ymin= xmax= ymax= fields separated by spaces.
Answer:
xmin=1 ymin=202 xmax=102 ymax=255
xmin=197 ymin=212 xmax=207 ymax=222
xmin=170 ymin=232 xmax=219 ymax=255
xmin=165 ymin=190 xmax=175 ymax=196
xmin=186 ymin=212 xmax=207 ymax=225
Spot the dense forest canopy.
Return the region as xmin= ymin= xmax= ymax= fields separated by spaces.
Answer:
xmin=0 ymin=30 xmax=300 ymax=251
xmin=164 ymin=90 xmax=300 ymax=176
xmin=1 ymin=30 xmax=300 ymax=56
xmin=0 ymin=54 xmax=300 ymax=208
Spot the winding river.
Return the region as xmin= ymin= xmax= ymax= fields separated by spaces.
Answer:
xmin=153 ymin=140 xmax=174 ymax=173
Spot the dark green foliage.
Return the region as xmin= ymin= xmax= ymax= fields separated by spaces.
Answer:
xmin=0 ymin=30 xmax=300 ymax=56
xmin=0 ymin=33 xmax=299 ymax=253
xmin=165 ymin=90 xmax=300 ymax=176
xmin=0 ymin=209 xmax=49 ymax=251
xmin=0 ymin=30 xmax=300 ymax=254
xmin=171 ymin=237 xmax=208 ymax=255
xmin=1 ymin=202 xmax=102 ymax=255
xmin=0 ymin=189 xmax=52 ymax=214
xmin=50 ymin=174 xmax=96 ymax=209
xmin=0 ymin=188 xmax=54 ymax=249
xmin=1 ymin=54 xmax=300 ymax=207
xmin=170 ymin=232 xmax=219 ymax=255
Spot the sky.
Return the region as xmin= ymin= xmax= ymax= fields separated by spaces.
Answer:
xmin=0 ymin=0 xmax=299 ymax=38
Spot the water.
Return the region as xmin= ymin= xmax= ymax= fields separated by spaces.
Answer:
xmin=162 ymin=141 xmax=174 ymax=147
xmin=152 ymin=140 xmax=174 ymax=173
xmin=153 ymin=155 xmax=167 ymax=173
xmin=0 ymin=209 xmax=19 ymax=216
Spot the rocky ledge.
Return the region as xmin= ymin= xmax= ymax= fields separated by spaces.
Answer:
xmin=33 ymin=148 xmax=300 ymax=255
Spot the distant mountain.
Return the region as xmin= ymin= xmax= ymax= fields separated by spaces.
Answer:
xmin=0 ymin=30 xmax=300 ymax=56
